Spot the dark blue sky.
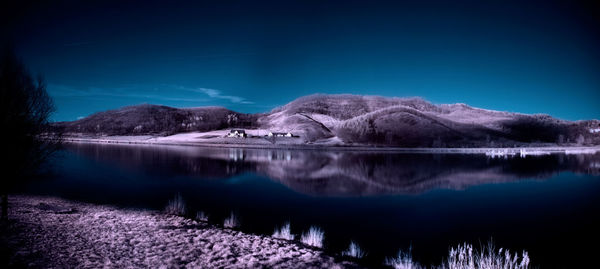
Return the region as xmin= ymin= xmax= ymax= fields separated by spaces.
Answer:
xmin=4 ymin=0 xmax=600 ymax=121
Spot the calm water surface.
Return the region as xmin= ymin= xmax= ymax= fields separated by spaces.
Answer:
xmin=22 ymin=143 xmax=600 ymax=268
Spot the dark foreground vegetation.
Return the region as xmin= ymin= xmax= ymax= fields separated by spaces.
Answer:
xmin=0 ymin=49 xmax=61 ymax=219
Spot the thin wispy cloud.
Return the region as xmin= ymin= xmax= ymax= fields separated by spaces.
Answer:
xmin=47 ymin=84 xmax=253 ymax=105
xmin=48 ymin=84 xmax=208 ymax=103
xmin=159 ymin=84 xmax=254 ymax=104
xmin=194 ymin=88 xmax=253 ymax=104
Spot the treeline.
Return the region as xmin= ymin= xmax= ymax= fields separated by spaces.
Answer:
xmin=52 ymin=104 xmax=259 ymax=136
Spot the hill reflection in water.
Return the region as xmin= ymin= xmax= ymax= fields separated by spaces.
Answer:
xmin=66 ymin=143 xmax=600 ymax=196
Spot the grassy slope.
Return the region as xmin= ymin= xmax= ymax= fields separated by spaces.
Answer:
xmin=53 ymin=94 xmax=600 ymax=147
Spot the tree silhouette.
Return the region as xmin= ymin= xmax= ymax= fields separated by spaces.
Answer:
xmin=0 ymin=48 xmax=61 ymax=219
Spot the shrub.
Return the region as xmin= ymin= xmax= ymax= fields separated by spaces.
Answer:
xmin=300 ymin=226 xmax=324 ymax=248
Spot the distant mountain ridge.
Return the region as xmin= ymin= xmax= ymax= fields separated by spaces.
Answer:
xmin=53 ymin=94 xmax=600 ymax=147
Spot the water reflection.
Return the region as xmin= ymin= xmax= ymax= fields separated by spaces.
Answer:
xmin=66 ymin=143 xmax=600 ymax=196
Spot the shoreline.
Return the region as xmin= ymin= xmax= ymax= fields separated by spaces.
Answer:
xmin=1 ymin=195 xmax=356 ymax=268
xmin=60 ymin=136 xmax=600 ymax=154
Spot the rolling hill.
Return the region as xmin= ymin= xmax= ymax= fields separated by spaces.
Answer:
xmin=52 ymin=94 xmax=600 ymax=147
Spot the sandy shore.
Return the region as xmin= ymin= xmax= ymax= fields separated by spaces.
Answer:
xmin=1 ymin=195 xmax=357 ymax=268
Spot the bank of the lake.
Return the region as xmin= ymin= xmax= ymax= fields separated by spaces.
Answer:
xmin=1 ymin=195 xmax=357 ymax=268
xmin=60 ymin=134 xmax=600 ymax=154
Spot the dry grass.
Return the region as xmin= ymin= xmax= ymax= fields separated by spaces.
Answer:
xmin=386 ymin=247 xmax=423 ymax=269
xmin=223 ymin=212 xmax=239 ymax=228
xmin=164 ymin=193 xmax=186 ymax=216
xmin=385 ymin=242 xmax=530 ymax=269
xmin=342 ymin=240 xmax=366 ymax=258
xmin=300 ymin=226 xmax=324 ymax=248
xmin=272 ymin=222 xmax=295 ymax=240
xmin=195 ymin=211 xmax=209 ymax=222
xmin=441 ymin=242 xmax=530 ymax=269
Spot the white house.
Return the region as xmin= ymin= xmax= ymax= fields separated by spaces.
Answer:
xmin=228 ymin=129 xmax=247 ymax=138
xmin=268 ymin=132 xmax=293 ymax=137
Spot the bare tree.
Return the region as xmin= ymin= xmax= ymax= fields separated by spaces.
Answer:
xmin=0 ymin=49 xmax=61 ymax=219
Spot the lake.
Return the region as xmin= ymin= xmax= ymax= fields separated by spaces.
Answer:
xmin=21 ymin=143 xmax=600 ymax=268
